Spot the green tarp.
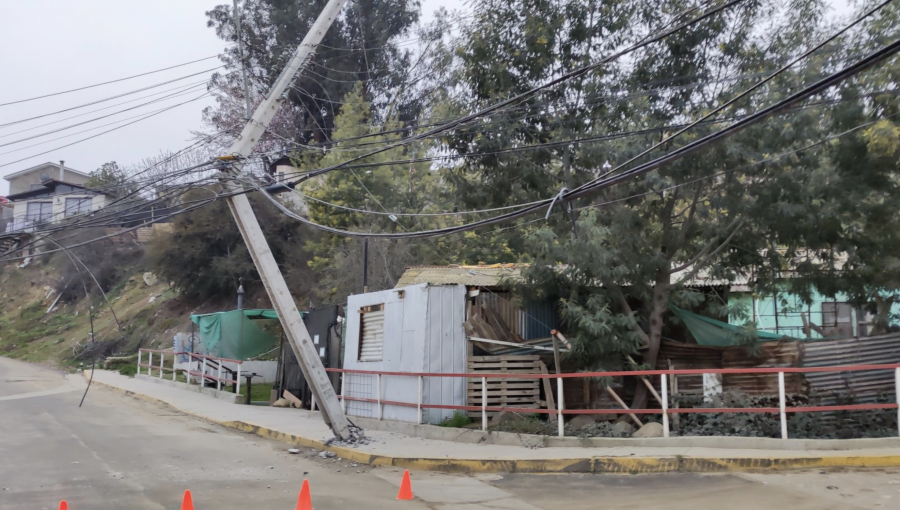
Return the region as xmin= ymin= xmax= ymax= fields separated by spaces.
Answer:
xmin=669 ymin=305 xmax=798 ymax=347
xmin=189 ymin=309 xmax=279 ymax=360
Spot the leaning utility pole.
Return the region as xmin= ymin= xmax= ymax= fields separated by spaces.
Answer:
xmin=218 ymin=0 xmax=352 ymax=439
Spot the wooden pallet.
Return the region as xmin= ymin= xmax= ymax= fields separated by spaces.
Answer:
xmin=466 ymin=355 xmax=542 ymax=417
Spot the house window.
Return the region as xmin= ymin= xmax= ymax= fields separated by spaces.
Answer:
xmin=26 ymin=201 xmax=52 ymax=222
xmin=65 ymin=197 xmax=92 ymax=217
xmin=358 ymin=304 xmax=384 ymax=362
xmin=822 ymin=302 xmax=854 ymax=335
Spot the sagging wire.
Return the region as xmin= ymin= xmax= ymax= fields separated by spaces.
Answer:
xmin=44 ymin=237 xmax=125 ymax=407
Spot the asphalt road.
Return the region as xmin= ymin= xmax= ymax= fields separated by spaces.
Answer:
xmin=2 ymin=356 xmax=899 ymax=510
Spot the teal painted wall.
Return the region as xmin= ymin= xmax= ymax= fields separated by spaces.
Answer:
xmin=729 ymin=289 xmax=900 ymax=338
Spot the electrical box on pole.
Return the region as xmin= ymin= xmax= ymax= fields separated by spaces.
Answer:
xmin=217 ymin=0 xmax=352 ymax=439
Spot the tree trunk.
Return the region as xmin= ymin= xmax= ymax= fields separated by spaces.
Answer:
xmin=630 ymin=269 xmax=670 ymax=410
xmin=871 ymin=295 xmax=893 ymax=336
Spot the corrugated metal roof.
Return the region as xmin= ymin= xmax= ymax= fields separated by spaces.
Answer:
xmin=396 ymin=264 xmax=743 ymax=289
xmin=395 ymin=264 xmax=524 ymax=288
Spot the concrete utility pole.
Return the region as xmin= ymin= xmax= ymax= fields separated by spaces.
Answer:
xmin=231 ymin=0 xmax=253 ymax=118
xmin=219 ymin=0 xmax=352 ymax=439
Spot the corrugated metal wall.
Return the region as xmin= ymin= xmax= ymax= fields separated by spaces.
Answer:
xmin=655 ymin=335 xmax=900 ymax=403
xmin=802 ymin=333 xmax=900 ymax=405
xmin=722 ymin=341 xmax=804 ymax=394
xmin=475 ymin=291 xmax=559 ymax=340
xmin=423 ymin=285 xmax=467 ymax=423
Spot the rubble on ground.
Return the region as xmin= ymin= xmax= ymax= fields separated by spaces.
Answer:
xmin=324 ymin=426 xmax=372 ymax=447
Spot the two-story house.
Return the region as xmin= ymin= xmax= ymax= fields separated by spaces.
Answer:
xmin=2 ymin=161 xmax=108 ymax=233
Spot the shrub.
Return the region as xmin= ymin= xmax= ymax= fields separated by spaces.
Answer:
xmin=437 ymin=411 xmax=472 ymax=428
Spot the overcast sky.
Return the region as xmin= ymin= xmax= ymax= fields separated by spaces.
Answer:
xmin=0 ymin=0 xmax=853 ymax=195
xmin=0 ymin=0 xmax=452 ymax=195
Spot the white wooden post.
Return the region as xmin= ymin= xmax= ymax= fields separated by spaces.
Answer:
xmin=159 ymin=353 xmax=164 ymax=379
xmin=778 ymin=371 xmax=787 ymax=439
xmin=661 ymin=373 xmax=670 ymax=438
xmin=481 ymin=377 xmax=488 ymax=431
xmin=557 ymin=377 xmax=564 ymax=437
xmin=148 ymin=352 xmax=153 ymax=377
xmin=895 ymin=368 xmax=900 ymax=438
xmin=217 ymin=363 xmax=222 ymax=391
xmin=185 ymin=355 xmax=191 ymax=384
xmin=417 ymin=375 xmax=423 ymax=424
xmin=137 ymin=350 xmax=142 ymax=376
xmin=341 ymin=373 xmax=348 ymax=413
xmin=172 ymin=353 xmax=177 ymax=382
xmin=377 ymin=374 xmax=383 ymax=420
xmin=236 ymin=363 xmax=242 ymax=395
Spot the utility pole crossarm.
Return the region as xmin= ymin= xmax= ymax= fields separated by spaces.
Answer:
xmin=220 ymin=0 xmax=352 ymax=439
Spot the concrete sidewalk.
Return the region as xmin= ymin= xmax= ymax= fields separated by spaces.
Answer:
xmin=82 ymin=369 xmax=900 ymax=474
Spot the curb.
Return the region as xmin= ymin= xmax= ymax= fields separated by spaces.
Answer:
xmin=87 ymin=375 xmax=900 ymax=474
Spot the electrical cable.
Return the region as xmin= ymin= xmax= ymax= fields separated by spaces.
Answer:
xmin=285 ymin=0 xmax=759 ymax=186
xmin=590 ymin=0 xmax=892 ymax=184
xmin=0 ymin=84 xmax=212 ymax=147
xmin=0 ymin=66 xmax=222 ymax=128
xmin=247 ymin=36 xmax=900 ymax=239
xmin=256 ymin=86 xmax=900 ymax=187
xmin=0 ymin=55 xmax=219 ymax=106
xmin=0 ymin=93 xmax=212 ymax=152
xmin=0 ymin=93 xmax=213 ymax=168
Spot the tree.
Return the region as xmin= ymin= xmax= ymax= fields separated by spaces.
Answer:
xmin=446 ymin=0 xmax=896 ymax=411
xmin=298 ymin=83 xmax=451 ymax=301
xmin=87 ymin=162 xmax=133 ymax=198
xmin=768 ymin=1 xmax=900 ymax=334
xmin=146 ymin=187 xmax=315 ymax=304
xmin=201 ymin=0 xmax=423 ymax=158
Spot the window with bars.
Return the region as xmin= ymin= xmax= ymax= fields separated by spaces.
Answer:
xmin=358 ymin=304 xmax=384 ymax=362
xmin=822 ymin=302 xmax=853 ymax=328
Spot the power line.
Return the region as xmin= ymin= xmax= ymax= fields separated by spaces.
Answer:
xmin=0 ymin=93 xmax=213 ymax=168
xmin=0 ymin=87 xmax=213 ymax=149
xmin=286 ymin=0 xmax=752 ymax=186
xmin=0 ymin=55 xmax=219 ymax=107
xmin=0 ymin=78 xmax=219 ymax=135
xmin=0 ymin=67 xmax=222 ymax=128
xmin=590 ymin=0 xmax=892 ymax=185
xmin=248 ymin=36 xmax=900 ymax=239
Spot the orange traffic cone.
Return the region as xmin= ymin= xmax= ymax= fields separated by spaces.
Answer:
xmin=59 ymin=502 xmax=68 ymax=510
xmin=397 ymin=469 xmax=413 ymax=500
xmin=296 ymin=479 xmax=313 ymax=510
xmin=181 ymin=490 xmax=194 ymax=510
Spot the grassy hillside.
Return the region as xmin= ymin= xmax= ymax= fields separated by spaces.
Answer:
xmin=0 ymin=259 xmax=194 ymax=368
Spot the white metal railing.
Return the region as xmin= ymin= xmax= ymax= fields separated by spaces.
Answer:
xmin=137 ymin=349 xmax=243 ymax=394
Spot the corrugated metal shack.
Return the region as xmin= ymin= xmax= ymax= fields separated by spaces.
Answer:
xmin=342 ymin=283 xmax=467 ymax=424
